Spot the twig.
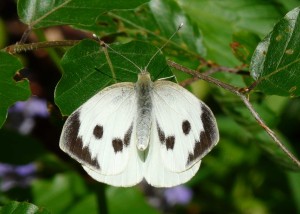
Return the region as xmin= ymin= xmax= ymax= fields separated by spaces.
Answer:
xmin=204 ymin=66 xmax=249 ymax=76
xmin=168 ymin=60 xmax=240 ymax=95
xmin=239 ymin=95 xmax=299 ymax=166
xmin=168 ymin=60 xmax=300 ymax=168
xmin=4 ymin=40 xmax=81 ymax=54
xmin=19 ymin=26 xmax=33 ymax=44
xmin=180 ymin=76 xmax=199 ymax=87
xmin=195 ymin=56 xmax=248 ymax=76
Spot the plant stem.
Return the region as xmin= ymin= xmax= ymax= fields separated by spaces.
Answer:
xmin=4 ymin=40 xmax=80 ymax=54
xmin=95 ymin=184 xmax=108 ymax=214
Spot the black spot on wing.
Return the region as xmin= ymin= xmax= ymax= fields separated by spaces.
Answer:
xmin=187 ymin=142 xmax=200 ymax=165
xmin=182 ymin=120 xmax=191 ymax=135
xmin=112 ymin=123 xmax=133 ymax=153
xmin=187 ymin=132 xmax=209 ymax=165
xmin=157 ymin=122 xmax=165 ymax=143
xmin=201 ymin=105 xmax=218 ymax=144
xmin=199 ymin=131 xmax=210 ymax=152
xmin=93 ymin=125 xmax=103 ymax=139
xmin=186 ymin=104 xmax=218 ymax=166
xmin=112 ymin=138 xmax=123 ymax=153
xmin=64 ymin=111 xmax=100 ymax=169
xmin=65 ymin=111 xmax=81 ymax=143
xmin=157 ymin=121 xmax=176 ymax=150
xmin=124 ymin=123 xmax=133 ymax=146
xmin=74 ymin=137 xmax=100 ymax=169
xmin=166 ymin=136 xmax=175 ymax=150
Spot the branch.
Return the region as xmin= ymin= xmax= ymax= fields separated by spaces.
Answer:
xmin=180 ymin=76 xmax=199 ymax=87
xmin=19 ymin=26 xmax=33 ymax=44
xmin=168 ymin=60 xmax=300 ymax=169
xmin=4 ymin=40 xmax=81 ymax=54
xmin=168 ymin=60 xmax=241 ymax=95
xmin=203 ymin=65 xmax=249 ymax=76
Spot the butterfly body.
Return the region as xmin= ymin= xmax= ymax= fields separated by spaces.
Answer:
xmin=60 ymin=69 xmax=219 ymax=187
xmin=135 ymin=70 xmax=153 ymax=151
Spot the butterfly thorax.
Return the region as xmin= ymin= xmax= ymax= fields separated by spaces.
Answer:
xmin=135 ymin=71 xmax=153 ymax=151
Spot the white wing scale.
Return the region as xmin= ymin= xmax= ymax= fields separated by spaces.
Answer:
xmin=59 ymin=82 xmax=144 ymax=186
xmin=155 ymin=81 xmax=218 ymax=170
xmin=143 ymin=80 xmax=219 ymax=187
xmin=145 ymin=120 xmax=201 ymax=187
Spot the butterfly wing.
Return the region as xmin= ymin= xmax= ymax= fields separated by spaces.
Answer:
xmin=59 ymin=82 xmax=143 ymax=187
xmin=145 ymin=120 xmax=201 ymax=187
xmin=144 ymin=80 xmax=219 ymax=187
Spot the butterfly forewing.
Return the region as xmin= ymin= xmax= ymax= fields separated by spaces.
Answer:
xmin=150 ymin=80 xmax=219 ymax=173
xmin=59 ymin=82 xmax=143 ymax=178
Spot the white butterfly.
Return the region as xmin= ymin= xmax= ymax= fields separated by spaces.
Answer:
xmin=59 ymin=71 xmax=219 ymax=187
xmin=59 ymin=28 xmax=219 ymax=187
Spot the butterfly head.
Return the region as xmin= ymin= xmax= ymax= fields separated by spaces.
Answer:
xmin=137 ymin=69 xmax=152 ymax=84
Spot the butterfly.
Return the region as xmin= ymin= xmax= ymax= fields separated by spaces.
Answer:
xmin=59 ymin=26 xmax=219 ymax=188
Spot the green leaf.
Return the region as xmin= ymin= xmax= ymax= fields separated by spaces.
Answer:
xmin=107 ymin=187 xmax=159 ymax=214
xmin=0 ymin=129 xmax=46 ymax=164
xmin=55 ymin=40 xmax=172 ymax=115
xmin=18 ymin=0 xmax=149 ymax=28
xmin=255 ymin=130 xmax=299 ymax=170
xmin=275 ymin=0 xmax=300 ymax=12
xmin=148 ymin=0 xmax=205 ymax=57
xmin=0 ymin=201 xmax=50 ymax=214
xmin=287 ymin=171 xmax=300 ymax=213
xmin=85 ymin=0 xmax=205 ymax=68
xmin=32 ymin=172 xmax=94 ymax=213
xmin=250 ymin=7 xmax=300 ymax=97
xmin=179 ymin=0 xmax=284 ymax=66
xmin=231 ymin=30 xmax=261 ymax=64
xmin=0 ymin=52 xmax=30 ymax=128
xmin=66 ymin=194 xmax=98 ymax=214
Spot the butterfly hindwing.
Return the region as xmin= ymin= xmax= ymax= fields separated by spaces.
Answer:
xmin=59 ymin=82 xmax=143 ymax=186
xmin=82 ymin=127 xmax=144 ymax=187
xmin=150 ymin=80 xmax=219 ymax=173
xmin=145 ymin=120 xmax=201 ymax=187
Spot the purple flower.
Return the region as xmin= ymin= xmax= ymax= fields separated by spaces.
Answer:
xmin=164 ymin=185 xmax=193 ymax=205
xmin=8 ymin=97 xmax=49 ymax=134
xmin=0 ymin=162 xmax=37 ymax=191
xmin=9 ymin=97 xmax=49 ymax=118
xmin=15 ymin=163 xmax=37 ymax=176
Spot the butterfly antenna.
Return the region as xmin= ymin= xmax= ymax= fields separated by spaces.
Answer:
xmin=93 ymin=35 xmax=143 ymax=73
xmin=144 ymin=23 xmax=184 ymax=71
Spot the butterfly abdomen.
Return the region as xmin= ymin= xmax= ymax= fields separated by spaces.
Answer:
xmin=135 ymin=71 xmax=153 ymax=151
